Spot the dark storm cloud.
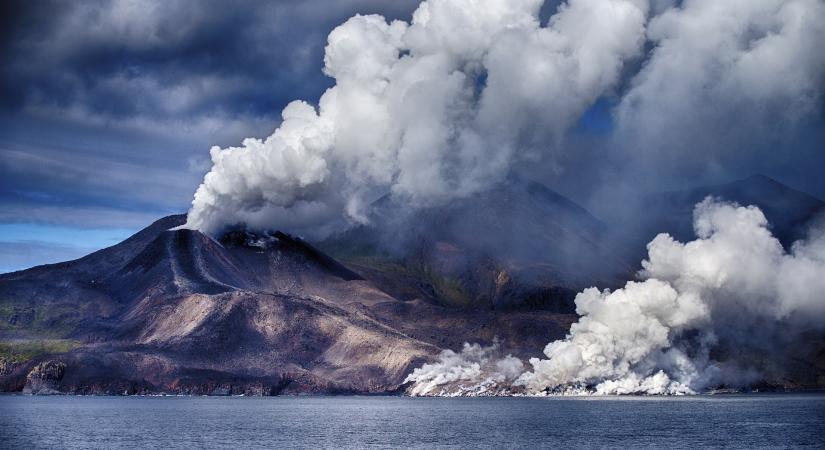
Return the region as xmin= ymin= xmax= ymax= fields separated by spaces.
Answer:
xmin=0 ymin=0 xmax=422 ymax=120
xmin=0 ymin=0 xmax=422 ymax=272
xmin=0 ymin=0 xmax=423 ymax=233
xmin=1 ymin=0 xmax=823 ymax=273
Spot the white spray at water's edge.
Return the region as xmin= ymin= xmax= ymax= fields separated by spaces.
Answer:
xmin=405 ymin=198 xmax=825 ymax=396
xmin=405 ymin=341 xmax=524 ymax=397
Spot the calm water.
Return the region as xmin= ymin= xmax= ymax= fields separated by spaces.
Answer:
xmin=1 ymin=394 xmax=824 ymax=449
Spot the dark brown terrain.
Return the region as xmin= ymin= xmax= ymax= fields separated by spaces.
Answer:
xmin=0 ymin=197 xmax=580 ymax=395
xmin=1 ymin=175 xmax=823 ymax=395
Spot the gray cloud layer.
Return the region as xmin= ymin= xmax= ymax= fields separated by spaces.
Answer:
xmin=0 ymin=0 xmax=423 ymax=233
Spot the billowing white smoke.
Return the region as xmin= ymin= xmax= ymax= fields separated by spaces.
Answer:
xmin=616 ymin=0 xmax=825 ymax=173
xmin=184 ymin=0 xmax=825 ymax=237
xmin=405 ymin=342 xmax=524 ymax=396
xmin=184 ymin=0 xmax=651 ymax=237
xmin=406 ymin=199 xmax=825 ymax=395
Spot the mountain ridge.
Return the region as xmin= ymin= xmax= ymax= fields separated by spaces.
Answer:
xmin=1 ymin=175 xmax=823 ymax=394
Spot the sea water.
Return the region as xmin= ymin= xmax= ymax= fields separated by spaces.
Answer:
xmin=1 ymin=394 xmax=824 ymax=448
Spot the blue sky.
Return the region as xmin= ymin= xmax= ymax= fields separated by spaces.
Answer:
xmin=0 ymin=224 xmax=134 ymax=273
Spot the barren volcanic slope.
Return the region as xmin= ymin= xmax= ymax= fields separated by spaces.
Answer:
xmin=0 ymin=187 xmax=578 ymax=394
xmin=320 ymin=178 xmax=636 ymax=312
xmin=1 ymin=176 xmax=824 ymax=395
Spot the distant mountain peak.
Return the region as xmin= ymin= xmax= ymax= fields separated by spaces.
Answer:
xmin=639 ymin=174 xmax=825 ymax=252
xmin=723 ymin=173 xmax=821 ymax=201
xmin=743 ymin=173 xmax=776 ymax=183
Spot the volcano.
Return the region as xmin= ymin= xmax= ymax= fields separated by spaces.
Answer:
xmin=1 ymin=176 xmax=823 ymax=394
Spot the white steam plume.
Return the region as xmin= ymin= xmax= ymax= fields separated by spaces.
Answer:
xmin=184 ymin=0 xmax=651 ymax=237
xmin=616 ymin=0 xmax=825 ymax=175
xmin=404 ymin=341 xmax=524 ymax=396
xmin=406 ymin=198 xmax=825 ymax=395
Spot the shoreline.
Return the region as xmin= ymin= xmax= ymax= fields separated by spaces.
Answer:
xmin=3 ymin=389 xmax=824 ymax=398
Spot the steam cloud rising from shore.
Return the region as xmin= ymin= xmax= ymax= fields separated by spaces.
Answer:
xmin=405 ymin=199 xmax=825 ymax=395
xmin=406 ymin=342 xmax=524 ymax=396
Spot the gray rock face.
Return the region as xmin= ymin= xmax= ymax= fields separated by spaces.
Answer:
xmin=0 ymin=358 xmax=17 ymax=377
xmin=23 ymin=360 xmax=66 ymax=395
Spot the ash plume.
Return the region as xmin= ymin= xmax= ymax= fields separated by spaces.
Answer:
xmin=183 ymin=0 xmax=825 ymax=238
xmin=184 ymin=0 xmax=651 ymax=237
xmin=407 ymin=199 xmax=825 ymax=395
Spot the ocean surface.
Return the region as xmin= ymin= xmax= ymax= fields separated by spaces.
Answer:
xmin=1 ymin=394 xmax=824 ymax=449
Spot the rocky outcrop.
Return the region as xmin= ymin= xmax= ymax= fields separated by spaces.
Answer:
xmin=23 ymin=360 xmax=66 ymax=395
xmin=0 ymin=358 xmax=17 ymax=376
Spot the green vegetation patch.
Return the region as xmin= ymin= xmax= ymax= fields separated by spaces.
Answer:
xmin=420 ymin=267 xmax=473 ymax=307
xmin=0 ymin=339 xmax=79 ymax=363
xmin=0 ymin=302 xmax=87 ymax=338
